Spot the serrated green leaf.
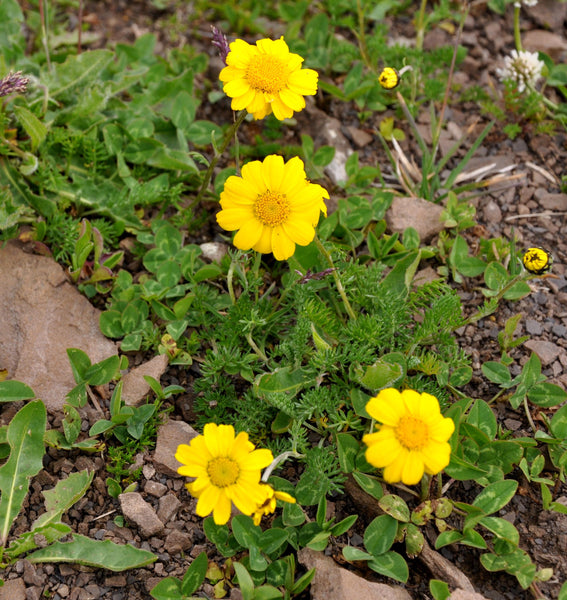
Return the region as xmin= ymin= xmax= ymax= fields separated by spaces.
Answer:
xmin=13 ymin=106 xmax=47 ymax=152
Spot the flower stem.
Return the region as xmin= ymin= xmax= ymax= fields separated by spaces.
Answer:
xmin=246 ymin=331 xmax=268 ymax=363
xmin=314 ymin=235 xmax=357 ymax=320
xmin=513 ymin=4 xmax=523 ymax=52
xmin=262 ymin=451 xmax=304 ymax=482
xmin=193 ymin=110 xmax=247 ymax=208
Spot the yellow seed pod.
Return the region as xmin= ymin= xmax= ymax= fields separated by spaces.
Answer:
xmin=378 ymin=67 xmax=400 ymax=90
xmin=522 ymin=247 xmax=552 ymax=275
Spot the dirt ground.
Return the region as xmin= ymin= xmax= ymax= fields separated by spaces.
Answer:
xmin=4 ymin=1 xmax=567 ymax=598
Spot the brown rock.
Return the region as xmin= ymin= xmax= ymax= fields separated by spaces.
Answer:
xmin=386 ymin=196 xmax=445 ymax=242
xmin=0 ymin=241 xmax=117 ymax=413
xmin=157 ymin=493 xmax=182 ymax=524
xmin=537 ymin=193 xmax=567 ymax=212
xmin=419 ymin=540 xmax=475 ymax=592
xmin=122 ymin=354 xmax=169 ymax=407
xmin=0 ymin=578 xmax=26 ymax=600
xmin=164 ymin=530 xmax=192 ymax=554
xmin=449 ymin=590 xmax=490 ymax=600
xmin=524 ymin=30 xmax=567 ymax=61
xmin=298 ymin=548 xmax=412 ymax=600
xmin=153 ymin=419 xmax=198 ymax=477
xmin=119 ymin=492 xmax=164 ymax=538
xmin=524 ymin=340 xmax=562 ymax=366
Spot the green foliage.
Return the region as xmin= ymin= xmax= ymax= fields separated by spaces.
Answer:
xmin=0 ymin=396 xmax=156 ymax=571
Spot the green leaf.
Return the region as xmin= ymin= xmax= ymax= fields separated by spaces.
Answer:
xmin=149 ymin=577 xmax=183 ymax=600
xmin=527 ymin=382 xmax=567 ymax=407
xmin=5 ymin=523 xmax=71 ymax=560
xmin=231 ymin=515 xmax=260 ymax=549
xmin=181 ymin=551 xmax=208 ymax=596
xmin=429 ymin=579 xmax=451 ymax=600
xmin=368 ymin=551 xmax=408 ymax=582
xmin=0 ymin=400 xmax=46 ymax=546
xmin=550 ymin=404 xmax=567 ymax=438
xmin=330 ymin=514 xmax=357 ymax=537
xmin=47 ymin=49 xmax=114 ymax=98
xmin=32 ymin=470 xmax=95 ymax=530
xmin=467 ymin=399 xmax=497 ymax=440
xmin=343 ymin=546 xmax=373 ymax=561
xmin=358 ymin=353 xmax=406 ymax=391
xmin=472 ymin=480 xmax=518 ymax=515
xmin=66 ymin=348 xmax=92 ymax=383
xmin=380 ymin=250 xmax=421 ymax=298
xmin=378 ymin=495 xmax=410 ymax=522
xmin=258 ymin=528 xmax=288 ymax=556
xmin=0 ymin=381 xmax=35 ymax=402
xmin=233 ymin=562 xmax=255 ymax=600
xmin=282 ymin=502 xmax=305 ymax=527
xmin=336 ymin=433 xmax=359 ymax=473
xmin=13 ymin=106 xmax=47 ymax=152
xmin=479 ymin=516 xmax=519 ymax=544
xmin=27 ymin=534 xmax=156 ymax=570
xmin=84 ymin=355 xmax=120 ymax=386
xmin=481 ymin=361 xmax=511 ymax=385
xmin=352 ymin=472 xmax=384 ymax=500
xmin=364 ymin=515 xmax=397 ymax=556
xmin=254 ymin=367 xmax=316 ymax=398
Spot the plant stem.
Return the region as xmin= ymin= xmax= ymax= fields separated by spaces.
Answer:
xmin=513 ymin=4 xmax=523 ymax=52
xmin=415 ymin=0 xmax=429 ymax=52
xmin=262 ymin=451 xmax=305 ymax=482
xmin=314 ymin=235 xmax=357 ymax=320
xmin=246 ymin=331 xmax=268 ymax=363
xmin=39 ymin=0 xmax=52 ymax=72
xmin=431 ymin=2 xmax=469 ymax=163
xmin=463 ymin=272 xmax=531 ymax=327
xmin=355 ymin=0 xmax=375 ymax=73
xmin=193 ymin=110 xmax=247 ymax=207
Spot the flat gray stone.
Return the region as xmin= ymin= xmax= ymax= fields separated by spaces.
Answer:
xmin=524 ymin=340 xmax=562 ymax=366
xmin=153 ymin=419 xmax=198 ymax=477
xmin=298 ymin=548 xmax=412 ymax=600
xmin=157 ymin=493 xmax=182 ymax=524
xmin=0 ymin=578 xmax=26 ymax=600
xmin=0 ymin=241 xmax=117 ymax=413
xmin=386 ymin=196 xmax=444 ymax=242
xmin=122 ymin=354 xmax=169 ymax=407
xmin=119 ymin=492 xmax=164 ymax=538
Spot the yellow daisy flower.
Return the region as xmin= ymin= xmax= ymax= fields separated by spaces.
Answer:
xmin=378 ymin=67 xmax=400 ymax=90
xmin=216 ymin=155 xmax=328 ymax=260
xmin=252 ymin=484 xmax=296 ymax=526
xmin=363 ymin=388 xmax=455 ymax=486
xmin=175 ymin=423 xmax=273 ymax=525
xmin=522 ymin=247 xmax=552 ymax=275
xmin=219 ymin=37 xmax=318 ymax=120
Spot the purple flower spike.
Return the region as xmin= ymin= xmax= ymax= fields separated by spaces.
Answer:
xmin=211 ymin=26 xmax=230 ymax=65
xmin=0 ymin=71 xmax=30 ymax=98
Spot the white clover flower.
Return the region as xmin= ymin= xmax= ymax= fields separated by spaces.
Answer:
xmin=496 ymin=49 xmax=544 ymax=93
xmin=514 ymin=0 xmax=538 ymax=7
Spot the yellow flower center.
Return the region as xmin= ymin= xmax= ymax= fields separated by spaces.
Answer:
xmin=395 ymin=415 xmax=429 ymax=451
xmin=254 ymin=191 xmax=290 ymax=227
xmin=207 ymin=457 xmax=240 ymax=488
xmin=246 ymin=54 xmax=290 ymax=95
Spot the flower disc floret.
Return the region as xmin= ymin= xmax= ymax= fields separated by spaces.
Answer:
xmin=175 ymin=423 xmax=273 ymax=525
xmin=216 ymin=155 xmax=328 ymax=260
xmin=379 ymin=67 xmax=400 ymax=90
xmin=496 ymin=49 xmax=544 ymax=93
xmin=363 ymin=388 xmax=455 ymax=486
xmin=219 ymin=37 xmax=318 ymax=120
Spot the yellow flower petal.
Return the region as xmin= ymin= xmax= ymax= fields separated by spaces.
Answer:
xmin=234 ymin=219 xmax=264 ymax=250
xmin=262 ymin=154 xmax=285 ymax=191
xmin=213 ymin=493 xmax=232 ymax=525
xmin=365 ymin=390 xmax=404 ymax=426
xmin=401 ymin=452 xmax=425 ymax=485
xmin=279 ymin=88 xmax=306 ymax=112
xmin=241 ymin=447 xmax=274 ymax=471
xmin=216 ymin=207 xmax=254 ymax=231
xmin=271 ymin=96 xmax=294 ymax=121
xmin=365 ymin=435 xmax=403 ymax=468
xmin=196 ymin=484 xmax=221 ymax=517
xmin=282 ymin=219 xmax=315 ymax=246
xmin=271 ymin=226 xmax=296 ymax=260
